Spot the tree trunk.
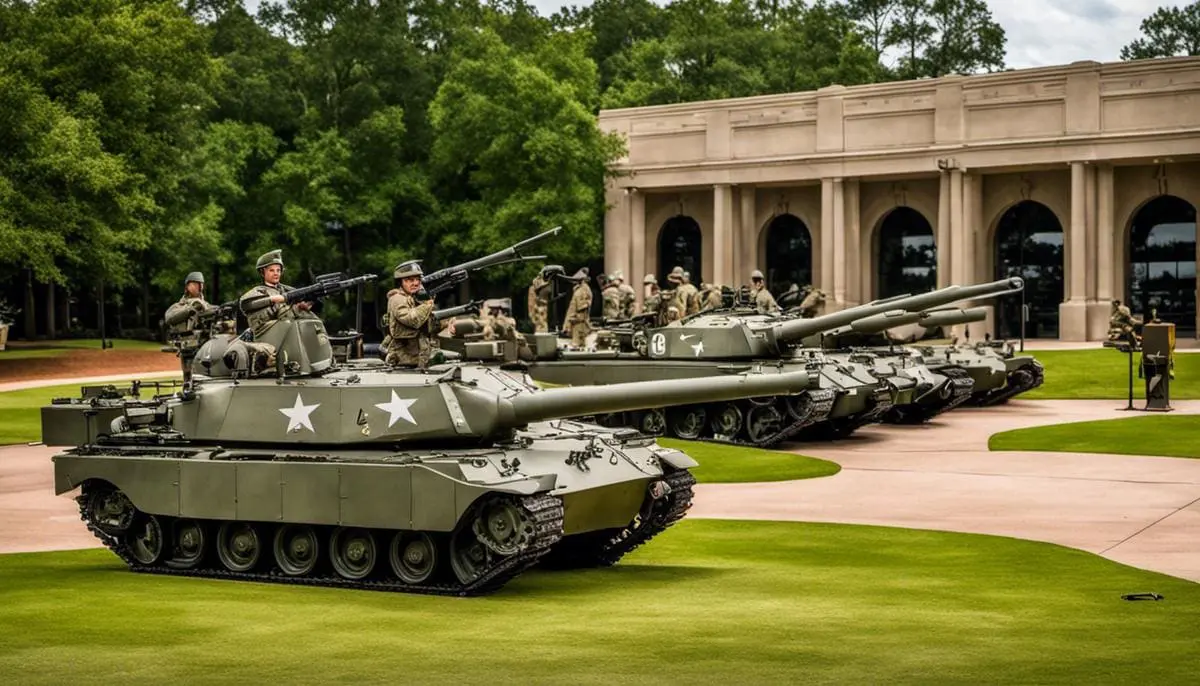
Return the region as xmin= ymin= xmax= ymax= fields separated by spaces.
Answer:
xmin=45 ymin=283 xmax=57 ymax=339
xmin=57 ymin=288 xmax=70 ymax=334
xmin=23 ymin=270 xmax=37 ymax=340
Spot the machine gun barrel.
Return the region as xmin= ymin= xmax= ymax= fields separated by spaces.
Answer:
xmin=769 ymin=277 xmax=1023 ymax=344
xmin=919 ymin=307 xmax=988 ymax=329
xmin=422 ymin=226 xmax=561 ymax=296
xmin=433 ymin=300 xmax=482 ymax=321
xmin=240 ymin=274 xmax=378 ymax=314
xmin=497 ymin=369 xmax=814 ymax=428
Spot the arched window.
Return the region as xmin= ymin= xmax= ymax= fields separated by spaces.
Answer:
xmin=994 ymin=201 xmax=1064 ymax=338
xmin=1129 ymin=195 xmax=1197 ymax=335
xmin=657 ymin=216 xmax=702 ymax=283
xmin=764 ymin=214 xmax=813 ymax=295
xmin=876 ymin=207 xmax=936 ymax=299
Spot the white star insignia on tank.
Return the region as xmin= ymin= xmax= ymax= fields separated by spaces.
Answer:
xmin=691 ymin=341 xmax=704 ymax=356
xmin=375 ymin=390 xmax=419 ymax=428
xmin=279 ymin=394 xmax=320 ymax=433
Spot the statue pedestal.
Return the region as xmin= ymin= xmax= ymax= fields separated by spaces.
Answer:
xmin=1086 ymin=302 xmax=1112 ymax=340
xmin=1059 ymin=301 xmax=1088 ymax=341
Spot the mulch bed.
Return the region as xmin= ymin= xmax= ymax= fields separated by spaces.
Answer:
xmin=0 ymin=349 xmax=181 ymax=383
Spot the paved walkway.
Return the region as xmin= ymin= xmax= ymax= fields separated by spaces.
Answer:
xmin=0 ymin=370 xmax=181 ymax=394
xmin=692 ymin=399 xmax=1200 ymax=583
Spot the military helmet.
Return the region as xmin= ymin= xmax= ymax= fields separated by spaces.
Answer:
xmin=667 ymin=267 xmax=683 ymax=284
xmin=682 ymin=270 xmax=691 ymax=281
xmin=644 ymin=274 xmax=657 ymax=285
xmin=394 ymin=260 xmax=424 ymax=280
xmin=611 ymin=270 xmax=625 ymax=282
xmin=256 ymin=249 xmax=283 ymax=271
xmin=184 ymin=271 xmax=205 ymax=286
xmin=750 ymin=269 xmax=765 ymax=280
xmin=570 ymin=268 xmax=589 ymax=281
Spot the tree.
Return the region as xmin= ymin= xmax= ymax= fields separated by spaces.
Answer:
xmin=1120 ymin=2 xmax=1200 ymax=60
xmin=847 ymin=0 xmax=899 ymax=60
xmin=888 ymin=0 xmax=1004 ymax=79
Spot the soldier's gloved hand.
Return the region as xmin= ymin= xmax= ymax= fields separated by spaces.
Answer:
xmin=414 ymin=288 xmax=431 ymax=302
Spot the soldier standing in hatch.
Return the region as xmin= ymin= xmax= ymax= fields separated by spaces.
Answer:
xmin=163 ymin=271 xmax=210 ymax=383
xmin=601 ymin=275 xmax=622 ymax=321
xmin=566 ymin=269 xmax=593 ymax=348
xmin=749 ymin=269 xmax=780 ymax=315
xmin=385 ymin=260 xmax=443 ymax=369
xmin=238 ymin=250 xmax=315 ymax=339
xmin=528 ymin=267 xmax=554 ymax=333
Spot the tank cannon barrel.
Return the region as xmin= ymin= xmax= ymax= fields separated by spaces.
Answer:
xmin=497 ymin=370 xmax=814 ymax=428
xmin=850 ymin=310 xmax=928 ymax=335
xmin=919 ymin=307 xmax=988 ymax=329
xmin=770 ymin=277 xmax=1023 ymax=343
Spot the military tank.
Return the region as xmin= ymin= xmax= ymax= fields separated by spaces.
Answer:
xmin=44 ymin=311 xmax=813 ymax=597
xmin=522 ymin=278 xmax=1025 ymax=445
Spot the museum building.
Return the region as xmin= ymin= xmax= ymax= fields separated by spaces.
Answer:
xmin=598 ymin=56 xmax=1200 ymax=341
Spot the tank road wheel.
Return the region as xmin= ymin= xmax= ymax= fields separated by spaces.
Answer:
xmin=216 ymin=522 xmax=263 ymax=572
xmin=126 ymin=514 xmax=165 ymax=565
xmin=635 ymin=409 xmax=666 ymax=435
xmin=785 ymin=393 xmax=814 ymax=422
xmin=389 ymin=532 xmax=439 ymax=585
xmin=449 ymin=527 xmax=491 ymax=586
xmin=86 ymin=486 xmax=136 ymax=535
xmin=170 ymin=519 xmax=206 ymax=569
xmin=748 ymin=396 xmax=775 ymax=407
xmin=329 ymin=527 xmax=377 ymax=580
xmin=745 ymin=404 xmax=784 ymax=444
xmin=708 ymin=403 xmax=743 ymax=438
xmin=474 ymin=497 xmax=536 ymax=556
xmin=667 ymin=405 xmax=707 ymax=440
xmin=273 ymin=525 xmax=319 ymax=577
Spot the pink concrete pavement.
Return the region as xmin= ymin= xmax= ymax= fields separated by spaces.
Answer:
xmin=692 ymin=399 xmax=1200 ymax=583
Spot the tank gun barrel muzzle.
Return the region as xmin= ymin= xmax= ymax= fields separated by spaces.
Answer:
xmin=499 ymin=370 xmax=814 ymax=427
xmin=919 ymin=306 xmax=988 ymax=329
xmin=769 ymin=277 xmax=1023 ymax=343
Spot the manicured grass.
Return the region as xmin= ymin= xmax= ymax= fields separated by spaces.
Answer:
xmin=1 ymin=520 xmax=1196 ymax=684
xmin=990 ymin=414 xmax=1200 ymax=459
xmin=658 ymin=437 xmax=840 ymax=483
xmin=0 ymin=379 xmax=178 ymax=446
xmin=0 ymin=338 xmax=164 ymax=359
xmin=1020 ymin=349 xmax=1200 ymax=400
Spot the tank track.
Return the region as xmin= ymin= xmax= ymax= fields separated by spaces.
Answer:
xmin=972 ymin=362 xmax=1045 ymax=406
xmin=796 ymin=385 xmax=894 ymax=440
xmin=699 ymin=388 xmax=838 ymax=448
xmin=541 ymin=469 xmax=696 ymax=569
xmin=75 ymin=483 xmax=564 ymax=597
xmin=884 ymin=366 xmax=975 ymax=424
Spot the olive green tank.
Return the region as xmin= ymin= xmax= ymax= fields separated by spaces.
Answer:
xmin=518 ymin=278 xmax=1024 ymax=445
xmin=43 ymin=316 xmax=811 ymax=596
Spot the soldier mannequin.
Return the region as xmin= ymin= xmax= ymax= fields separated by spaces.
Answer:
xmin=238 ymin=250 xmax=315 ymax=339
xmin=163 ymin=271 xmax=211 ymax=383
xmin=601 ymin=275 xmax=622 ymax=321
xmin=385 ymin=260 xmax=445 ymax=369
xmin=750 ymin=269 xmax=780 ymax=315
xmin=528 ymin=267 xmax=554 ymax=333
xmin=566 ymin=269 xmax=593 ymax=348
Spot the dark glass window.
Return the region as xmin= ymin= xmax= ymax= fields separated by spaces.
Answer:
xmin=1129 ymin=195 xmax=1197 ymax=335
xmin=877 ymin=207 xmax=936 ymax=299
xmin=994 ymin=201 xmax=1064 ymax=339
xmin=657 ymin=216 xmax=702 ymax=283
xmin=764 ymin=214 xmax=813 ymax=295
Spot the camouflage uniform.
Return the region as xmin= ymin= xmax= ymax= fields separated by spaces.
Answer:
xmin=163 ymin=272 xmax=210 ymax=383
xmin=749 ymin=269 xmax=780 ymax=315
xmin=698 ymin=283 xmax=723 ymax=311
xmin=566 ymin=270 xmax=592 ymax=348
xmin=528 ymin=272 xmax=552 ymax=333
xmin=238 ymin=250 xmax=316 ymax=339
xmin=798 ymin=287 xmax=827 ymax=318
xmin=658 ymin=269 xmax=686 ymax=325
xmin=678 ymin=269 xmax=700 ymax=316
xmin=601 ymin=280 xmax=622 ymax=321
xmin=385 ymin=260 xmax=441 ymax=368
xmin=610 ymin=270 xmax=637 ymax=318
xmin=643 ymin=274 xmax=660 ymax=318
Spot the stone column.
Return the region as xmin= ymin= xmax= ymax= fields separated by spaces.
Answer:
xmin=603 ymin=187 xmax=630 ymax=288
xmin=936 ymin=173 xmax=952 ymax=289
xmin=820 ymin=178 xmax=835 ymax=293
xmin=1060 ymin=162 xmax=1088 ymax=340
xmin=962 ymin=172 xmax=990 ymax=339
xmin=712 ymin=184 xmax=734 ymax=288
xmin=832 ymin=179 xmax=846 ymax=310
xmin=630 ymin=189 xmax=646 ymax=309
xmin=739 ymin=186 xmax=757 ymax=286
xmin=949 ymin=169 xmax=965 ymax=284
xmin=843 ymin=179 xmax=861 ymax=307
xmin=1086 ymin=165 xmax=1112 ymax=339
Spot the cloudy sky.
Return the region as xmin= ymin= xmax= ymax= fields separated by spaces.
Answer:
xmin=526 ymin=0 xmax=1172 ymax=69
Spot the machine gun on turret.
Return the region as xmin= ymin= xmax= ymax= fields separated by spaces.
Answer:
xmin=434 ymin=300 xmax=484 ymax=322
xmin=422 ymin=226 xmax=561 ymax=297
xmin=241 ymin=273 xmax=378 ymax=314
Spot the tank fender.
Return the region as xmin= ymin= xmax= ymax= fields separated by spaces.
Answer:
xmin=651 ymin=446 xmax=700 ymax=470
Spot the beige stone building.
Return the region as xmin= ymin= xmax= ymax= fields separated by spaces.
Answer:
xmin=599 ymin=57 xmax=1200 ymax=341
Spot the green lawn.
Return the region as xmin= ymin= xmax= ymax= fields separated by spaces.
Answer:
xmin=658 ymin=437 xmax=840 ymax=483
xmin=0 ymin=379 xmax=177 ymax=446
xmin=0 ymin=520 xmax=1195 ymax=684
xmin=1020 ymin=349 xmax=1200 ymax=400
xmin=0 ymin=338 xmax=164 ymax=359
xmin=990 ymin=414 xmax=1200 ymax=459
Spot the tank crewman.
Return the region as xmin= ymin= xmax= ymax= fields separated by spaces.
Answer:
xmin=528 ymin=267 xmax=554 ymax=333
xmin=797 ymin=286 xmax=828 ymax=318
xmin=163 ymin=271 xmax=210 ymax=383
xmin=485 ymin=298 xmax=535 ymax=360
xmin=679 ymin=269 xmax=700 ymax=316
xmin=238 ymin=250 xmax=316 ymax=339
xmin=698 ymin=282 xmax=723 ymax=311
xmin=611 ymin=270 xmax=637 ymax=318
xmin=643 ymin=274 xmax=660 ymax=317
xmin=659 ymin=268 xmax=686 ymax=325
xmin=385 ymin=260 xmax=443 ymax=368
xmin=566 ymin=269 xmax=593 ymax=348
xmin=601 ymin=276 xmax=622 ymax=321
xmin=750 ymin=269 xmax=780 ymax=315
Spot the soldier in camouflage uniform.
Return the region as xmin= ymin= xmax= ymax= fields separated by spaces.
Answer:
xmin=163 ymin=271 xmax=211 ymax=383
xmin=750 ymin=269 xmax=780 ymax=315
xmin=385 ymin=260 xmax=443 ymax=368
xmin=658 ymin=269 xmax=686 ymax=325
xmin=601 ymin=276 xmax=622 ymax=321
xmin=698 ymin=282 xmax=723 ymax=311
xmin=798 ymin=286 xmax=827 ymax=318
xmin=238 ymin=250 xmax=317 ymax=339
xmin=643 ymin=274 xmax=660 ymax=317
xmin=565 ymin=269 xmax=593 ymax=348
xmin=610 ymin=270 xmax=637 ymax=318
xmin=528 ymin=267 xmax=554 ymax=333
xmin=679 ymin=269 xmax=700 ymax=316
